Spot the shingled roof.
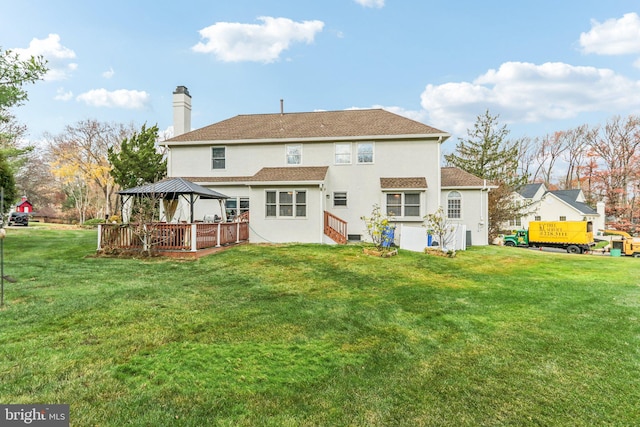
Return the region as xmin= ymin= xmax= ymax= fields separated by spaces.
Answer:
xmin=184 ymin=168 xmax=486 ymax=188
xmin=380 ymin=177 xmax=428 ymax=189
xmin=441 ymin=167 xmax=489 ymax=188
xmin=250 ymin=167 xmax=329 ymax=182
xmin=168 ymin=109 xmax=448 ymax=143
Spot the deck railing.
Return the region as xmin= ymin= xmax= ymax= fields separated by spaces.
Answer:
xmin=98 ymin=222 xmax=249 ymax=252
xmin=324 ymin=211 xmax=348 ymax=244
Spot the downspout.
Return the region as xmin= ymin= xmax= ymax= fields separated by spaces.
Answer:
xmin=480 ymin=179 xmax=488 ymax=243
xmin=320 ymin=183 xmax=325 ymax=244
xmin=436 ymin=136 xmax=443 ymax=209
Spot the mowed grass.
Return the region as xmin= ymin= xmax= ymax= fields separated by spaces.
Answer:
xmin=1 ymin=225 xmax=639 ymax=426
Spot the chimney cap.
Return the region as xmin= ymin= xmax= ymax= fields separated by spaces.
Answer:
xmin=173 ymin=85 xmax=190 ymax=96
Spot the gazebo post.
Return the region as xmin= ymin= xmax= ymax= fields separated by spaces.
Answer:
xmin=190 ymin=194 xmax=194 ymax=223
xmin=219 ymin=199 xmax=226 ymax=222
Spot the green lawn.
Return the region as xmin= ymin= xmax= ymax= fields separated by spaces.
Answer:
xmin=1 ymin=225 xmax=639 ymax=426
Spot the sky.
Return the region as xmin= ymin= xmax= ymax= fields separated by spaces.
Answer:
xmin=2 ymin=0 xmax=640 ymax=151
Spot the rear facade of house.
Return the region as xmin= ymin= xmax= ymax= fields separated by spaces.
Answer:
xmin=165 ymin=86 xmax=490 ymax=246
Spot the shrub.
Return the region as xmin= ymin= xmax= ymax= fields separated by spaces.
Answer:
xmin=361 ymin=204 xmax=394 ymax=250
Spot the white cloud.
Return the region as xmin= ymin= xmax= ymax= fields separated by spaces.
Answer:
xmin=76 ymin=89 xmax=150 ymax=109
xmin=54 ymin=87 xmax=73 ymax=101
xmin=354 ymin=0 xmax=385 ymax=8
xmin=580 ymin=12 xmax=640 ymax=55
xmin=12 ymin=33 xmax=77 ymax=81
xmin=420 ymin=61 xmax=640 ymax=135
xmin=192 ymin=16 xmax=324 ymax=63
xmin=102 ymin=67 xmax=115 ymax=79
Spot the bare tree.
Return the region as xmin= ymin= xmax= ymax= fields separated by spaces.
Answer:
xmin=48 ymin=119 xmax=135 ymax=219
xmin=515 ymin=136 xmax=537 ymax=180
xmin=558 ymin=125 xmax=590 ymax=190
xmin=531 ymin=132 xmax=567 ymax=186
xmin=15 ymin=147 xmax=59 ymax=210
xmin=585 ymin=115 xmax=640 ymax=229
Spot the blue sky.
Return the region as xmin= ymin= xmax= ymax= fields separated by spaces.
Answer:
xmin=3 ymin=0 xmax=640 ymax=149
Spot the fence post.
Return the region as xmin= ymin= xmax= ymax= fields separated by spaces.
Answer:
xmin=97 ymin=224 xmax=102 ymax=250
xmin=216 ymin=223 xmax=221 ymax=247
xmin=191 ymin=223 xmax=197 ymax=251
xmin=236 ymin=221 xmax=240 ymax=243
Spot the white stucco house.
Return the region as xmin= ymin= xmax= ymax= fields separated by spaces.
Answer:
xmin=511 ymin=183 xmax=605 ymax=232
xmin=164 ymin=86 xmax=492 ymax=246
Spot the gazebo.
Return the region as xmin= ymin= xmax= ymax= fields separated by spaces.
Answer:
xmin=99 ymin=178 xmax=248 ymax=258
xmin=117 ymin=177 xmax=229 ymax=223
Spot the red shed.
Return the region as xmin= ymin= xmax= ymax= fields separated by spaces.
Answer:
xmin=16 ymin=196 xmax=33 ymax=213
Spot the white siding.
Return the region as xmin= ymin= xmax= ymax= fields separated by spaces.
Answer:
xmin=167 ymin=136 xmax=492 ymax=245
xmin=440 ymin=188 xmax=490 ymax=246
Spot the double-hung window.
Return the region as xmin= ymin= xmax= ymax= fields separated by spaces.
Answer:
xmin=333 ymin=192 xmax=347 ymax=207
xmin=286 ymin=144 xmax=302 ymax=165
xmin=357 ymin=142 xmax=374 ymax=163
xmin=212 ymin=147 xmax=225 ymax=170
xmin=386 ymin=192 xmax=420 ymax=217
xmin=335 ymin=143 xmax=352 ymax=164
xmin=266 ymin=190 xmax=306 ymax=218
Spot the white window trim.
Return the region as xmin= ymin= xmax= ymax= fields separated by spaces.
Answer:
xmin=211 ymin=146 xmax=226 ymax=170
xmin=385 ymin=191 xmax=422 ymax=218
xmin=334 ymin=143 xmax=352 ymax=165
xmin=265 ymin=190 xmax=307 ymax=218
xmin=447 ymin=191 xmax=462 ymax=219
xmin=333 ymin=191 xmax=348 ymax=208
xmin=286 ymin=144 xmax=302 ymax=165
xmin=225 ymin=196 xmax=249 ymax=219
xmin=356 ymin=142 xmax=374 ymax=164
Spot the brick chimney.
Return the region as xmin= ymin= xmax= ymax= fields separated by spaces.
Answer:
xmin=172 ymin=86 xmax=192 ymax=137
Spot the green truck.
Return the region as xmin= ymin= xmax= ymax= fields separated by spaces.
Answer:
xmin=503 ymin=221 xmax=595 ymax=254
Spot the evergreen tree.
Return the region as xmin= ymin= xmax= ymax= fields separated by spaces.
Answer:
xmin=445 ymin=110 xmax=529 ymax=241
xmin=108 ymin=123 xmax=167 ymax=189
xmin=0 ymin=152 xmax=17 ymax=215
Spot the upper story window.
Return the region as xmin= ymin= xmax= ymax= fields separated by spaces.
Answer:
xmin=386 ymin=192 xmax=420 ymax=217
xmin=559 ymin=216 xmax=567 ymax=221
xmin=447 ymin=191 xmax=461 ymax=219
xmin=266 ymin=190 xmax=306 ymax=218
xmin=357 ymin=142 xmax=374 ymax=164
xmin=212 ymin=147 xmax=225 ymax=170
xmin=286 ymin=144 xmax=302 ymax=165
xmin=335 ymin=143 xmax=352 ymax=164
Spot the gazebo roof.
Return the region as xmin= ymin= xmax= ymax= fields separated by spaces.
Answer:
xmin=118 ymin=177 xmax=228 ymax=200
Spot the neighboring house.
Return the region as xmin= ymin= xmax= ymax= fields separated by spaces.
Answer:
xmin=512 ymin=183 xmax=605 ymax=232
xmin=165 ymin=86 xmax=492 ymax=246
xmin=15 ymin=196 xmax=33 ymax=213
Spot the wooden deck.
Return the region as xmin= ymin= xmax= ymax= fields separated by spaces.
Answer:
xmin=98 ymin=222 xmax=249 ymax=257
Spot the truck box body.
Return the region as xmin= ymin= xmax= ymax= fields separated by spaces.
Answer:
xmin=528 ymin=221 xmax=594 ymax=246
